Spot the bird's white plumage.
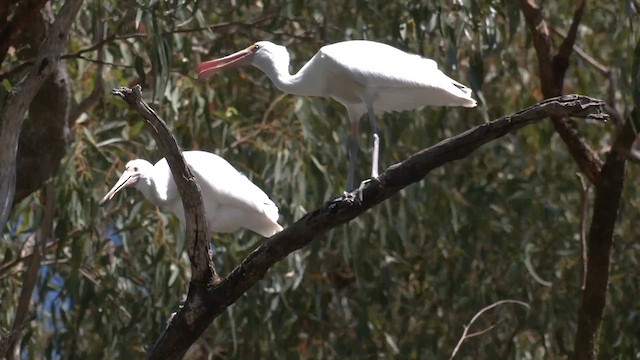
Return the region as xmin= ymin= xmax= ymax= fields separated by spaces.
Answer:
xmin=101 ymin=150 xmax=283 ymax=237
xmin=198 ymin=40 xmax=477 ymax=190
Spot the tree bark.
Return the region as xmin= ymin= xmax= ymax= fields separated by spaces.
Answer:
xmin=573 ymin=111 xmax=637 ymax=360
xmin=0 ymin=0 xmax=83 ymax=230
xmin=13 ymin=3 xmax=72 ymax=204
xmin=0 ymin=0 xmax=50 ymax=64
xmin=520 ymin=0 xmax=602 ymax=185
xmin=520 ymin=2 xmax=640 ymax=359
xmin=112 ymin=89 xmax=606 ymax=360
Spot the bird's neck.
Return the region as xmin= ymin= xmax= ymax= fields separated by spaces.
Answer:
xmin=255 ymin=56 xmax=320 ymax=97
xmin=137 ymin=176 xmax=169 ymax=206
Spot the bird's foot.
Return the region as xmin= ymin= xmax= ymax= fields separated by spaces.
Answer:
xmin=330 ymin=190 xmax=359 ymax=205
xmin=330 ymin=176 xmax=379 ymax=205
xmin=356 ymin=176 xmax=380 ymax=202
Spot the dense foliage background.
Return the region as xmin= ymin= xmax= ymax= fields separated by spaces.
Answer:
xmin=1 ymin=0 xmax=639 ymax=358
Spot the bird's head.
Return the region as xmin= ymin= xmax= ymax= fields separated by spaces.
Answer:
xmin=197 ymin=41 xmax=289 ymax=80
xmin=99 ymin=159 xmax=153 ymax=205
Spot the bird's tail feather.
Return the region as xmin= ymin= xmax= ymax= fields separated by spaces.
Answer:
xmin=252 ymin=201 xmax=284 ymax=237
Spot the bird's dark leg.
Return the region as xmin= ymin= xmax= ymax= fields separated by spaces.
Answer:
xmin=346 ymin=119 xmax=360 ymax=192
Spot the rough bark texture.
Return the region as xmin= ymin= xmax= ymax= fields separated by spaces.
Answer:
xmin=0 ymin=0 xmax=83 ymax=230
xmin=112 ymin=86 xmax=217 ymax=285
xmin=14 ymin=62 xmax=71 ymax=204
xmin=573 ymin=113 xmax=637 ymax=360
xmin=0 ymin=0 xmax=50 ymax=64
xmin=520 ymin=1 xmax=640 ymax=359
xmin=13 ymin=3 xmax=72 ymax=204
xmin=112 ymin=90 xmax=606 ymax=360
xmin=520 ymin=0 xmax=602 ymax=185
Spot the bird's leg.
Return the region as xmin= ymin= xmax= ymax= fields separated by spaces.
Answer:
xmin=346 ymin=106 xmax=381 ymax=203
xmin=367 ymin=107 xmax=380 ymax=178
xmin=346 ymin=119 xmax=360 ymax=192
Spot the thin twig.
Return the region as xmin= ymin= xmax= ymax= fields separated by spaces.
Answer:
xmin=464 ymin=322 xmax=499 ymax=339
xmin=550 ymin=26 xmax=608 ymax=75
xmin=450 ymin=300 xmax=530 ymax=359
xmin=169 ymin=14 xmax=276 ymax=34
xmin=0 ymin=238 xmax=61 ymax=278
xmin=576 ymin=172 xmax=590 ymax=290
xmin=78 ymin=268 xmax=132 ymax=320
xmin=73 ymin=55 xmax=136 ymax=68
xmin=68 ymin=14 xmax=106 ymax=124
xmin=61 ymin=33 xmax=147 ymax=59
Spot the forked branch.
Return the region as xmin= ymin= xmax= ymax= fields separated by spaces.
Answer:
xmin=110 ymin=89 xmax=608 ymax=359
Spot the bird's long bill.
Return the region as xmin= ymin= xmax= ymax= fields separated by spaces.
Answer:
xmin=197 ymin=44 xmax=257 ymax=80
xmin=99 ymin=170 xmax=137 ymax=206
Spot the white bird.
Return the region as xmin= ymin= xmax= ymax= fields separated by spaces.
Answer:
xmin=197 ymin=40 xmax=477 ymax=191
xmin=100 ymin=150 xmax=283 ymax=237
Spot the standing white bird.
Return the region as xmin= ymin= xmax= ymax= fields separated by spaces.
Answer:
xmin=100 ymin=150 xmax=283 ymax=237
xmin=197 ymin=40 xmax=477 ymax=191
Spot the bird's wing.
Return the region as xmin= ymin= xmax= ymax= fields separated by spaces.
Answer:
xmin=182 ymin=151 xmax=280 ymax=222
xmin=320 ymin=40 xmax=469 ymax=95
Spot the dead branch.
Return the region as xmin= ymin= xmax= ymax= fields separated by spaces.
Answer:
xmin=450 ymin=300 xmax=530 ymax=359
xmin=520 ymin=0 xmax=603 ymax=185
xmin=111 ymin=85 xmax=217 ymax=285
xmin=112 ymin=88 xmax=607 ymax=360
xmin=576 ymin=173 xmax=590 ymax=290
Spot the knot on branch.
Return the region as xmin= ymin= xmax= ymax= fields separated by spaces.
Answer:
xmin=112 ymin=84 xmax=143 ymax=106
xmin=543 ymin=94 xmax=609 ymax=121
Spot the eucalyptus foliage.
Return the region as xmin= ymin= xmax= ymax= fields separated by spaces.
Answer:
xmin=1 ymin=0 xmax=639 ymax=358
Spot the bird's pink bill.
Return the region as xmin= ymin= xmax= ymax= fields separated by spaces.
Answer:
xmin=197 ymin=44 xmax=258 ymax=80
xmin=99 ymin=170 xmax=138 ymax=205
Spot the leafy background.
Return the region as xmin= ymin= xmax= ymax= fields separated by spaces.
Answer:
xmin=1 ymin=0 xmax=639 ymax=358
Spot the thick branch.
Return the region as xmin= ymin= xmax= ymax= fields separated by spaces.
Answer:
xmin=573 ymin=38 xmax=640 ymax=359
xmin=573 ymin=110 xmax=637 ymax=360
xmin=555 ymin=0 xmax=586 ymax=88
xmin=0 ymin=0 xmax=83 ymax=231
xmin=520 ymin=0 xmax=602 ymax=185
xmin=134 ymin=94 xmax=607 ymax=360
xmin=14 ymin=1 xmax=73 ymax=204
xmin=548 ymin=118 xmax=602 ymax=185
xmin=111 ymin=85 xmax=216 ymax=284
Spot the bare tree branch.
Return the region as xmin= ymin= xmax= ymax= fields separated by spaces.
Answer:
xmin=520 ymin=4 xmax=640 ymax=359
xmin=576 ymin=173 xmax=590 ymax=290
xmin=111 ymin=85 xmax=217 ymax=285
xmin=550 ymin=26 xmax=608 ymax=76
xmin=555 ymin=0 xmax=586 ymax=83
xmin=111 ymin=89 xmax=606 ymax=359
xmin=549 ymin=24 xmax=622 ymax=128
xmin=573 ymin=110 xmax=638 ymax=360
xmin=520 ymin=0 xmax=603 ymax=186
xmin=450 ymin=300 xmax=530 ymax=359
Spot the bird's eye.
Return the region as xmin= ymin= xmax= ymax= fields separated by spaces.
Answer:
xmin=254 ymin=44 xmax=260 ymax=49
xmin=133 ymin=167 xmax=138 ymax=172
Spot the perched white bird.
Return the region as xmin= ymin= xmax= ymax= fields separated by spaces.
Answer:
xmin=197 ymin=40 xmax=477 ymax=190
xmin=100 ymin=150 xmax=283 ymax=237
